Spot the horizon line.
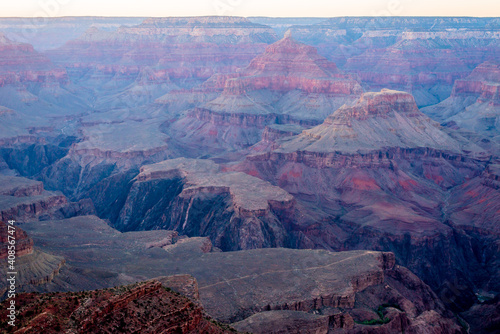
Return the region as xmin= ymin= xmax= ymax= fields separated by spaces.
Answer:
xmin=0 ymin=15 xmax=499 ymax=19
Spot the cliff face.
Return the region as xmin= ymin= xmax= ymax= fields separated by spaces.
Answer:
xmin=0 ymin=221 xmax=65 ymax=299
xmin=223 ymin=34 xmax=362 ymax=95
xmin=276 ymin=89 xmax=471 ymax=154
xmin=0 ymin=16 xmax=498 ymax=334
xmin=12 ymin=214 xmax=466 ymax=334
xmin=451 ymin=62 xmax=500 ymax=99
xmin=0 ymin=170 xmax=95 ymax=223
xmin=343 ymin=41 xmax=471 ymax=106
xmin=238 ymin=148 xmax=488 ymax=290
xmin=111 ymin=158 xmax=295 ymax=251
xmin=0 ymin=174 xmax=69 ymax=222
xmin=2 ymin=268 xmax=461 ymax=333
xmin=0 ymin=279 xmax=238 ymax=334
xmin=200 ymin=250 xmax=463 ymax=334
xmin=0 ymin=220 xmax=33 ymax=258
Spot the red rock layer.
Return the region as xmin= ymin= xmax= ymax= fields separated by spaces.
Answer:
xmin=219 ymin=34 xmax=362 ymax=96
xmin=329 ymin=89 xmax=421 ymax=121
xmin=0 ymin=280 xmax=237 ymax=333
xmin=0 ymin=33 xmax=68 ymax=86
xmin=47 ymin=17 xmax=277 ymax=81
xmin=0 ymin=221 xmax=34 ymax=258
xmin=452 ymin=61 xmax=500 ymax=104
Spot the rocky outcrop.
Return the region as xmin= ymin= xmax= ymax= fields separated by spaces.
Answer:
xmin=287 ymin=17 xmax=500 ymax=107
xmin=0 ymin=222 xmax=65 ymax=299
xmin=0 ymin=190 xmax=68 ymax=222
xmin=114 ymin=158 xmax=295 ymax=250
xmin=0 ymin=279 xmax=238 ymax=333
xmin=343 ymin=43 xmax=471 ymax=106
xmin=220 ymin=32 xmax=362 ymax=96
xmin=0 ymin=250 xmax=65 ymax=300
xmin=238 ymin=150 xmax=489 ymax=296
xmin=0 ymin=172 xmax=97 ymax=222
xmin=0 ymin=220 xmax=33 ymax=258
xmin=451 ymin=62 xmax=500 ymax=100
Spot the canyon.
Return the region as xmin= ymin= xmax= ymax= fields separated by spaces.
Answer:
xmin=0 ymin=15 xmax=499 ymax=333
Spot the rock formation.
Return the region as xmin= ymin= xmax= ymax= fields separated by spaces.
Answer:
xmin=113 ymin=158 xmax=295 ymax=250
xmin=423 ymin=61 xmax=500 ymax=152
xmin=0 ymin=220 xmax=33 ymax=259
xmin=0 ymin=279 xmax=237 ymax=333
xmin=0 ymin=221 xmax=65 ymax=299
xmin=287 ymin=17 xmax=500 ymax=107
xmin=234 ymin=90 xmax=492 ymax=307
xmin=0 ymin=33 xmax=68 ymax=86
xmin=170 ymin=34 xmax=362 ymax=151
xmin=277 ymin=89 xmax=469 ymax=153
xmin=0 ymin=16 xmax=499 ymax=334
xmin=46 ymin=17 xmax=278 ymax=92
xmin=0 ymin=175 xmax=68 ymax=222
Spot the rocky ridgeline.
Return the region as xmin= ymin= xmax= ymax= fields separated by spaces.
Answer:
xmin=46 ymin=16 xmax=278 ymax=83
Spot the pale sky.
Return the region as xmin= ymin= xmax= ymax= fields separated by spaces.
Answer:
xmin=1 ymin=0 xmax=499 ymax=18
